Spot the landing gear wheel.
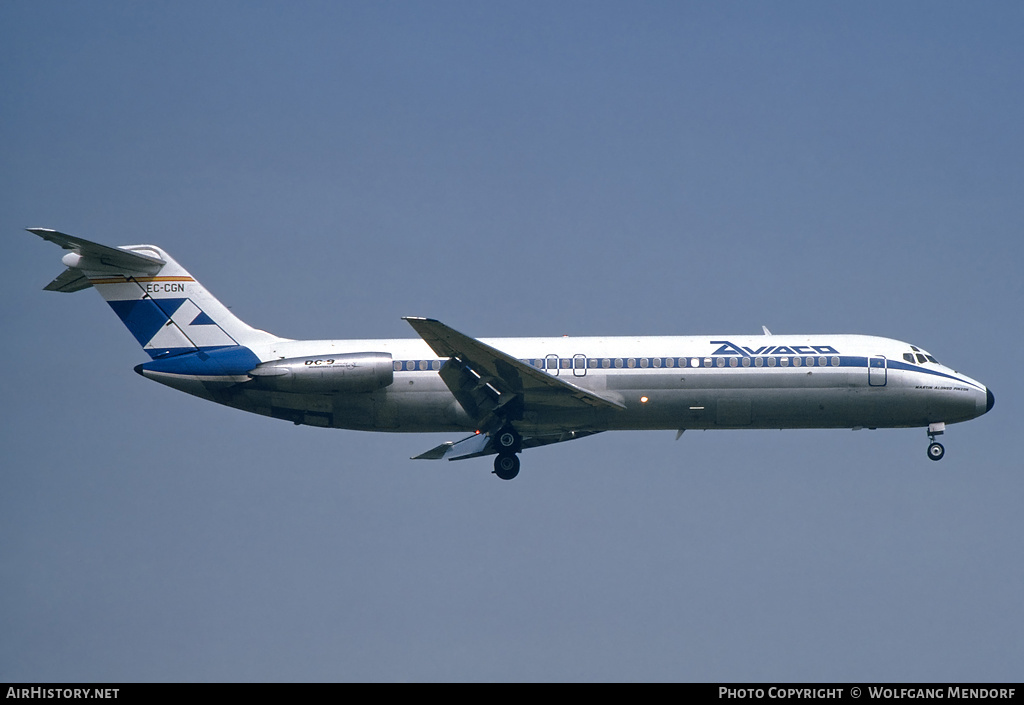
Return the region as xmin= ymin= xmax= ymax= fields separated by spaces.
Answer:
xmin=493 ymin=453 xmax=520 ymax=480
xmin=927 ymin=442 xmax=945 ymax=461
xmin=495 ymin=427 xmax=521 ymax=453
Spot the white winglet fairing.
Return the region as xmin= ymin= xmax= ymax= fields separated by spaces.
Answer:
xmin=28 ymin=228 xmax=994 ymax=480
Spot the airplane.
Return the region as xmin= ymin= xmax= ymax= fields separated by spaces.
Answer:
xmin=26 ymin=228 xmax=994 ymax=480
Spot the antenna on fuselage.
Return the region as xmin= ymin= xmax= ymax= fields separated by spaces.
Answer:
xmin=762 ymin=326 xmax=772 ymax=335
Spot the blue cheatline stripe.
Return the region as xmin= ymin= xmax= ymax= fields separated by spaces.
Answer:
xmin=138 ymin=346 xmax=261 ymax=377
xmin=394 ymin=355 xmax=851 ymax=371
xmin=389 ymin=355 xmax=982 ymax=389
xmin=885 ymin=359 xmax=983 ymax=389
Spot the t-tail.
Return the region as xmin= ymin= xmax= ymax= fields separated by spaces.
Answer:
xmin=28 ymin=228 xmax=280 ymax=381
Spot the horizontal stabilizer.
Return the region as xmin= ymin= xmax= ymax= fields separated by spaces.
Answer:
xmin=28 ymin=228 xmax=166 ymax=274
xmin=43 ymin=267 xmax=93 ymax=293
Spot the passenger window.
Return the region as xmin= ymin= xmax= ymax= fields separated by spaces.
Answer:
xmin=831 ymin=356 xmax=840 ymax=366
xmin=716 ymin=357 xmax=725 ymax=368
xmin=793 ymin=357 xmax=801 ymax=367
xmin=614 ymin=358 xmax=623 ymax=368
xmin=818 ymin=356 xmax=826 ymax=367
xmin=742 ymin=357 xmax=751 ymax=367
xmin=755 ymin=357 xmax=764 ymax=367
xmin=768 ymin=357 xmax=777 ymax=367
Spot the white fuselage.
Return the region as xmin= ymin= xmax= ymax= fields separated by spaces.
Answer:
xmin=146 ymin=332 xmax=990 ymax=435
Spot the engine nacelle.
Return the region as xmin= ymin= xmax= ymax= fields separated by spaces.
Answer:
xmin=248 ymin=352 xmax=394 ymax=393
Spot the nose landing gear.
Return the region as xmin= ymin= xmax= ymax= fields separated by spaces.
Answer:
xmin=927 ymin=422 xmax=945 ymax=461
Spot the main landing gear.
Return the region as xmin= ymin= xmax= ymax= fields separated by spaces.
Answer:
xmin=493 ymin=453 xmax=521 ymax=480
xmin=492 ymin=426 xmax=522 ymax=480
xmin=927 ymin=422 xmax=945 ymax=461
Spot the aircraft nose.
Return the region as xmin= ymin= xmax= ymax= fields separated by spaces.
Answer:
xmin=986 ymin=387 xmax=995 ymax=413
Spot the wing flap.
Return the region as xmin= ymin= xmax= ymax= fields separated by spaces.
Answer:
xmin=411 ymin=440 xmax=457 ymax=460
xmin=413 ymin=430 xmax=602 ymax=461
xmin=412 ymin=432 xmax=491 ymax=461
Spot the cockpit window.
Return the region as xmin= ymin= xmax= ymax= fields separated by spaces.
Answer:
xmin=907 ymin=346 xmax=941 ymax=365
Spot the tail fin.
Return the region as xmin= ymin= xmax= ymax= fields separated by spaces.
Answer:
xmin=29 ymin=228 xmax=281 ymax=358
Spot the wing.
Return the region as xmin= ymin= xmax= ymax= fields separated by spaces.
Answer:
xmin=403 ymin=317 xmax=625 ymax=432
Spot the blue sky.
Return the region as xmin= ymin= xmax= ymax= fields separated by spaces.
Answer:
xmin=2 ymin=1 xmax=1022 ymax=681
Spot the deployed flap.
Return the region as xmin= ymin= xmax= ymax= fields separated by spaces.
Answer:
xmin=411 ymin=441 xmax=458 ymax=460
xmin=403 ymin=317 xmax=626 ymax=418
xmin=413 ymin=429 xmax=602 ymax=461
xmin=412 ymin=432 xmax=490 ymax=461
